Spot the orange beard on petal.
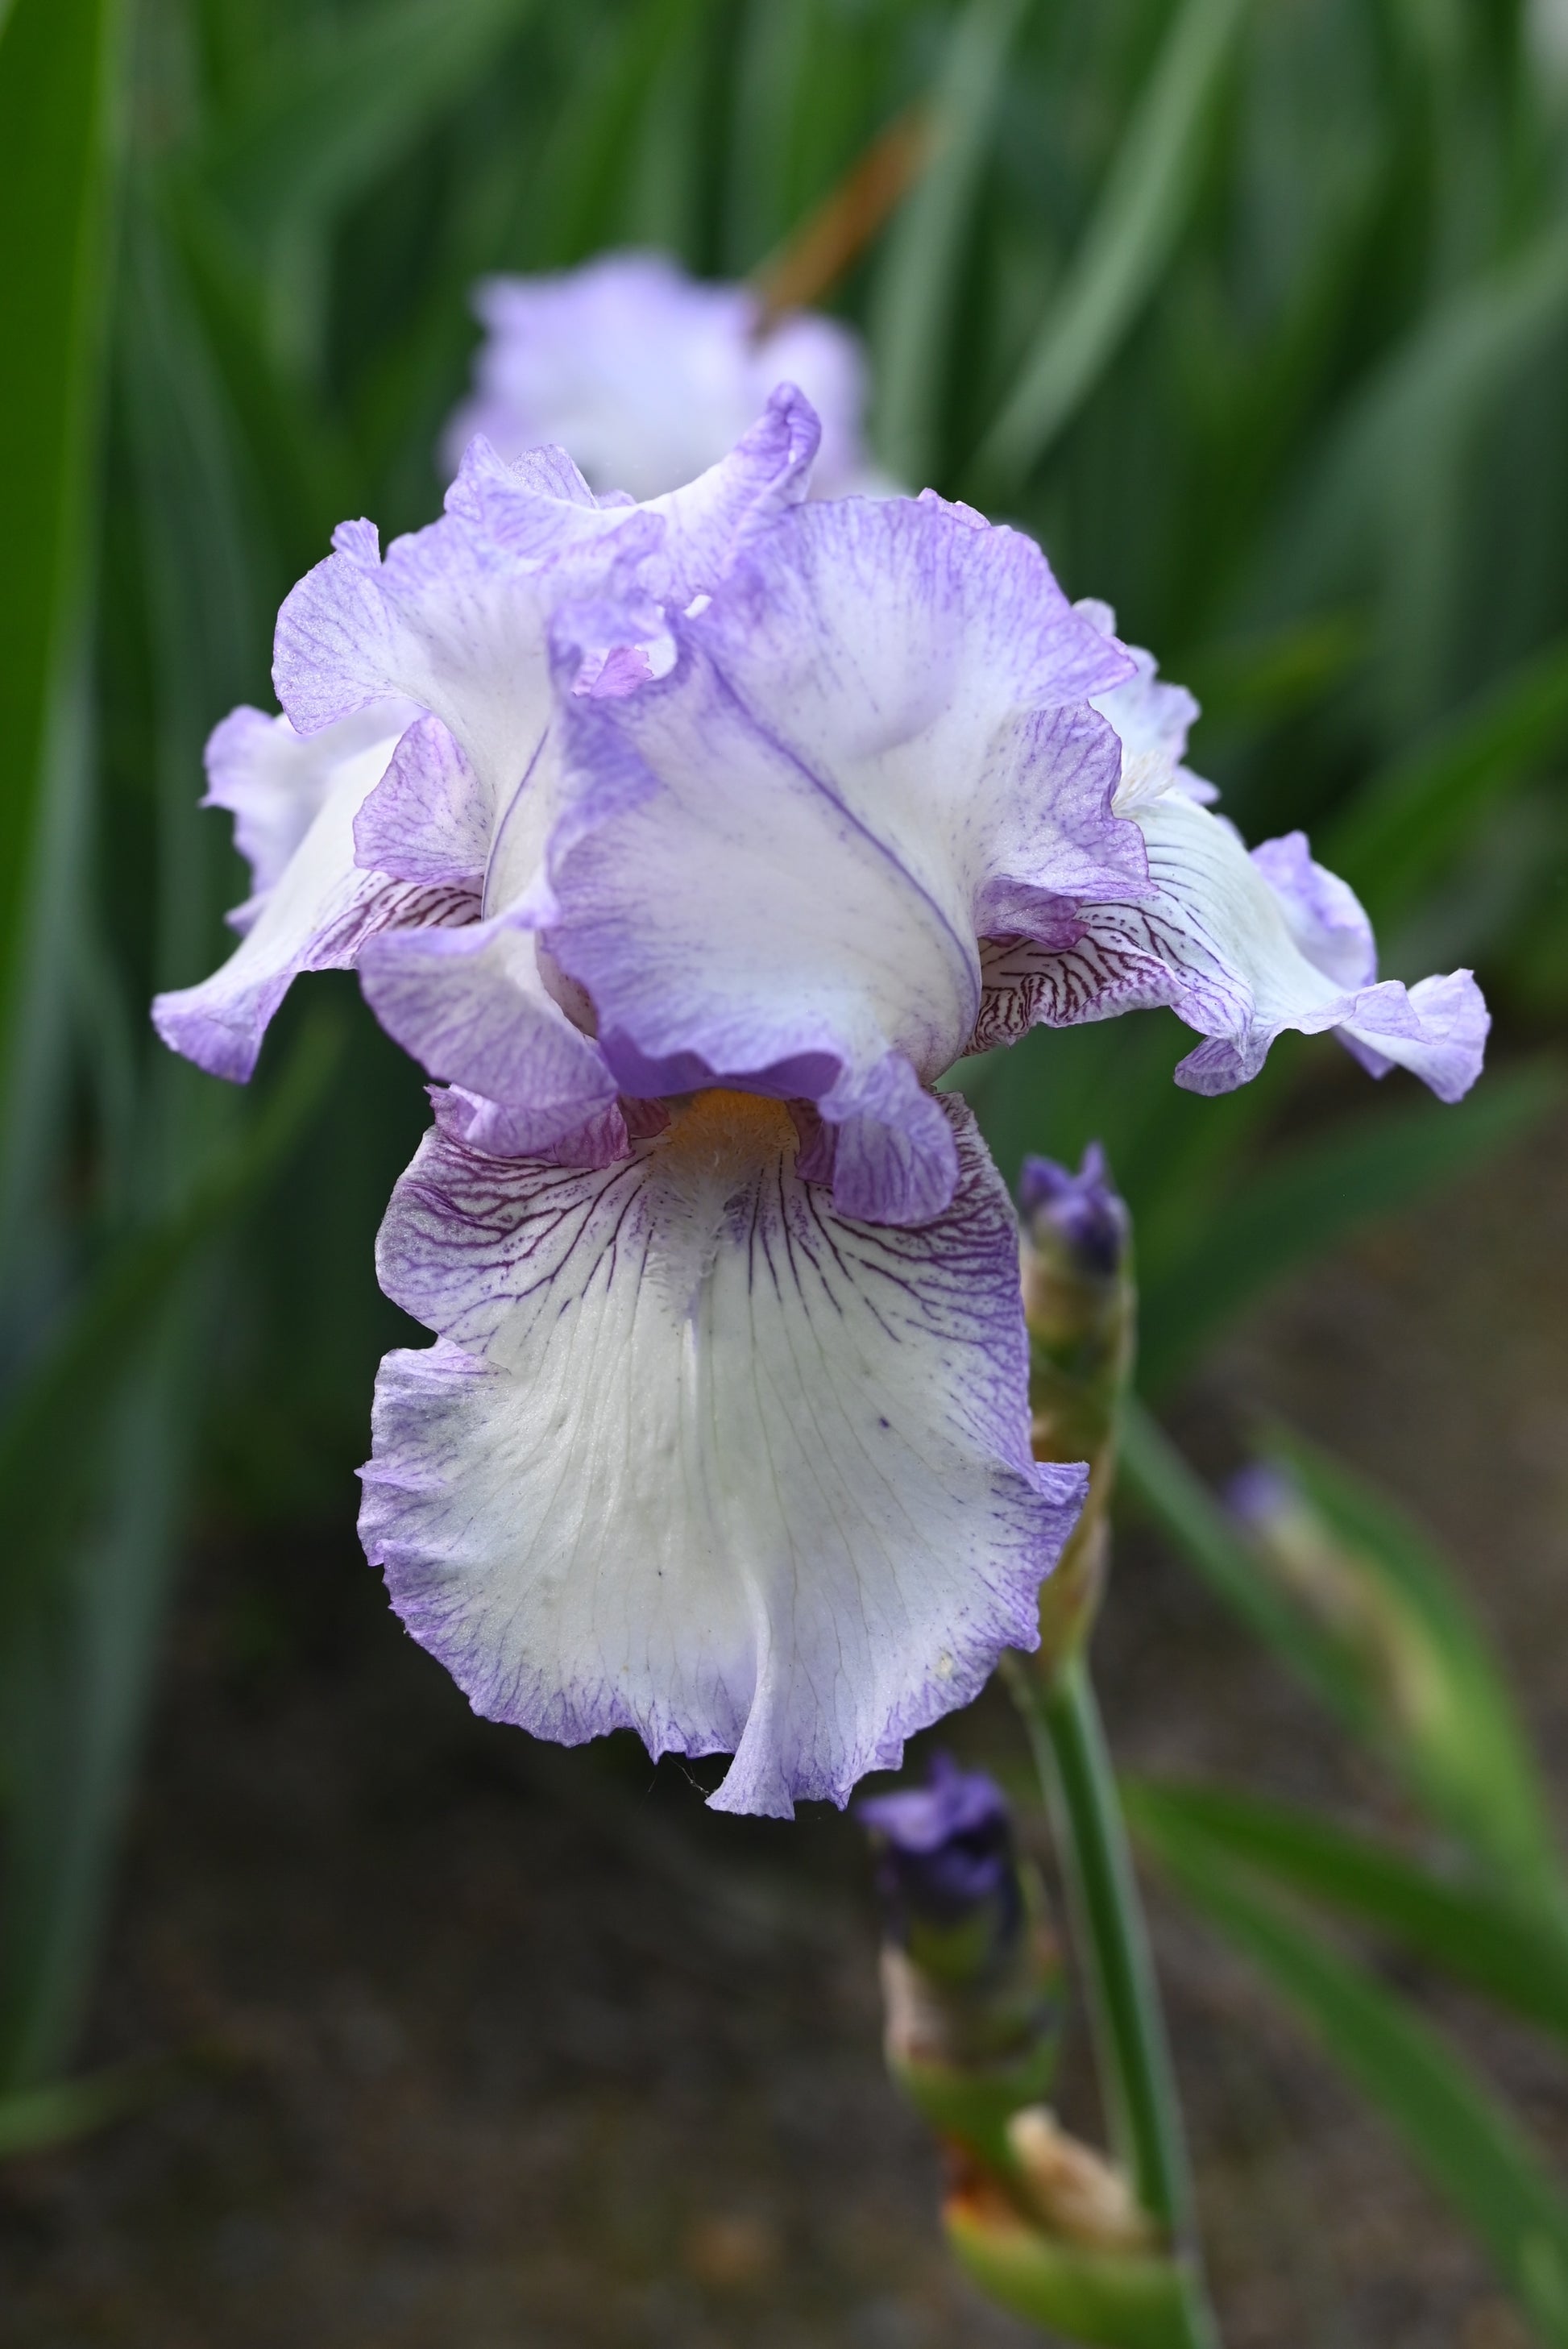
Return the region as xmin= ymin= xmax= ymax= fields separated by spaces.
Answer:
xmin=658 ymin=1087 xmax=800 ymax=1177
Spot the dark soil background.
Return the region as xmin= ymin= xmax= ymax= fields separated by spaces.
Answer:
xmin=5 ymin=1100 xmax=1567 ymax=2349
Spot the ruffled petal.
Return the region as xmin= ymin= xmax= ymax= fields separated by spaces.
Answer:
xmin=972 ymin=785 xmax=1488 ymax=1101
xmin=362 ymin=1090 xmax=1081 ymax=1817
xmin=1249 ymin=830 xmax=1376 ymax=989
xmin=357 ymin=912 xmax=621 ymax=1162
xmin=202 ymin=699 xmax=417 ymax=928
xmin=154 ymin=714 xmax=477 ymax=1082
xmin=450 ymin=385 xmax=822 ymax=612
xmin=352 ymin=711 xmax=494 ymax=890
xmin=1077 ymin=596 xmax=1216 ymax=804
xmin=272 ymin=496 xmax=660 ymax=817
xmin=545 ymin=495 xmax=1138 ymax=1222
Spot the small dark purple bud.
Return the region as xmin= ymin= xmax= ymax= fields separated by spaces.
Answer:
xmin=1018 ymin=1143 xmax=1129 ymax=1279
xmin=859 ymin=1753 xmax=1021 ymax=1946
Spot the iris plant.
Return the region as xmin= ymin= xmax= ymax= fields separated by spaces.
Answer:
xmin=154 ymin=370 xmax=1486 ymax=1819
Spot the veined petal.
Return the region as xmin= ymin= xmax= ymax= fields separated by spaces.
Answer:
xmin=154 ymin=715 xmax=476 ymax=1082
xmin=545 ymin=496 xmax=1139 ymax=1221
xmin=363 ymin=1091 xmax=1081 ymax=1818
xmin=352 ymin=711 xmax=492 ymax=890
xmin=548 ymin=641 xmax=978 ymax=1220
xmin=358 ymin=912 xmax=620 ymax=1162
xmin=973 ymin=784 xmax=1488 ymax=1101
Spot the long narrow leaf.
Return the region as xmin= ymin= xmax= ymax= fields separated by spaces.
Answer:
xmin=870 ymin=0 xmax=1027 ymax=488
xmin=207 ymin=0 xmax=537 ymax=243
xmin=972 ymin=0 xmax=1252 ymax=492
xmin=1118 ymin=1399 xmax=1379 ymax=1737
xmin=1138 ymin=1810 xmax=1568 ymax=2343
xmin=0 ymin=0 xmax=120 ymax=1222
xmin=1326 ymin=638 xmax=1568 ymax=928
xmin=0 ymin=1014 xmax=342 ymax=1622
xmin=1126 ymin=1782 xmax=1568 ymax=2044
xmin=1276 ymin=1434 xmax=1564 ymax=1894
xmin=1137 ymin=1058 xmax=1565 ymax=1395
xmin=0 ymin=2062 xmax=151 ymax=2160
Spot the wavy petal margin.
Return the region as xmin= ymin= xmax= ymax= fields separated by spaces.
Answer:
xmin=362 ymin=1092 xmax=1081 ymax=1816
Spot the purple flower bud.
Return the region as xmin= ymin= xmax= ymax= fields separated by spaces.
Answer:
xmin=1018 ymin=1143 xmax=1129 ymax=1279
xmin=859 ymin=1753 xmax=1021 ymax=1944
xmin=1225 ymin=1459 xmax=1299 ymax=1532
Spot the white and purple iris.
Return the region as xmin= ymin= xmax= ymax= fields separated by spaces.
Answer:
xmin=154 ymin=383 xmax=1487 ymax=1819
xmin=441 ymin=248 xmax=890 ymax=501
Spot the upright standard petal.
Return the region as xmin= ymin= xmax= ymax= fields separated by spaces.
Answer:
xmin=543 ymin=494 xmax=1138 ymax=1222
xmin=153 ymin=703 xmax=475 ymax=1082
xmin=363 ymin=1090 xmax=1082 ymax=1818
xmin=264 ymin=399 xmax=822 ymax=1143
xmin=446 ymin=385 xmax=822 ymax=615
xmin=442 ymin=250 xmax=882 ymax=500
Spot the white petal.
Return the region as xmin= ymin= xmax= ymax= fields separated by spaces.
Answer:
xmin=363 ymin=1092 xmax=1081 ymax=1817
xmin=154 ymin=724 xmax=475 ymax=1081
xmin=973 ymin=785 xmax=1487 ymax=1100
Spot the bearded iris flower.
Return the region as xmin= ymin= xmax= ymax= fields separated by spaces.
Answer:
xmin=441 ymin=248 xmax=891 ymax=501
xmin=154 ymin=385 xmax=1487 ymax=1819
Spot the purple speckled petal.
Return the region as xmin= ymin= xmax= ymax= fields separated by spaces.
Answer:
xmin=272 ymin=496 xmax=662 ymax=818
xmin=812 ymin=1052 xmax=960 ymax=1226
xmin=352 ymin=712 xmax=492 ymax=889
xmin=358 ymin=911 xmax=620 ymax=1160
xmin=153 ymin=709 xmax=476 ymax=1082
xmin=442 ymin=249 xmax=881 ymax=501
xmin=971 ymin=784 xmax=1488 ymax=1102
xmin=545 ymin=494 xmax=1138 ymax=1220
xmin=450 ymin=385 xmax=822 ymax=612
xmin=361 ymin=1090 xmax=1082 ymax=1818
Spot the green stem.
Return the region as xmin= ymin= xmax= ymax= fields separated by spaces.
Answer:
xmin=1010 ymin=1651 xmax=1221 ymax=2349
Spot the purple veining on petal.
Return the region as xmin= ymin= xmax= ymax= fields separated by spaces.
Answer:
xmin=353 ymin=712 xmax=491 ymax=888
xmin=446 ymin=384 xmax=822 ymax=613
xmin=971 ymin=786 xmax=1488 ymax=1104
xmin=361 ymin=1092 xmax=1083 ymax=1818
xmin=154 ymin=705 xmax=478 ymax=1084
xmin=358 ymin=912 xmax=620 ymax=1156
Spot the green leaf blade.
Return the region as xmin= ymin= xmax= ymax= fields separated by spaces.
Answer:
xmin=1126 ymin=1781 xmax=1568 ymax=2044
xmin=0 ymin=0 xmax=121 ymax=1172
xmin=973 ymin=0 xmax=1252 ymax=492
xmin=1137 ymin=1807 xmax=1568 ymax=2343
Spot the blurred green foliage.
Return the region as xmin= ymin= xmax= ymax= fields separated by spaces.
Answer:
xmin=1125 ymin=1423 xmax=1568 ymax=2343
xmin=0 ymin=0 xmax=1565 ymax=2189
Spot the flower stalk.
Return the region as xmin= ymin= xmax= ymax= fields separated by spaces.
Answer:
xmin=994 ymin=1148 xmax=1219 ymax=2346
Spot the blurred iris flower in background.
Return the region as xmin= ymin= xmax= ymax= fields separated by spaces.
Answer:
xmin=441 ymin=248 xmax=894 ymax=500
